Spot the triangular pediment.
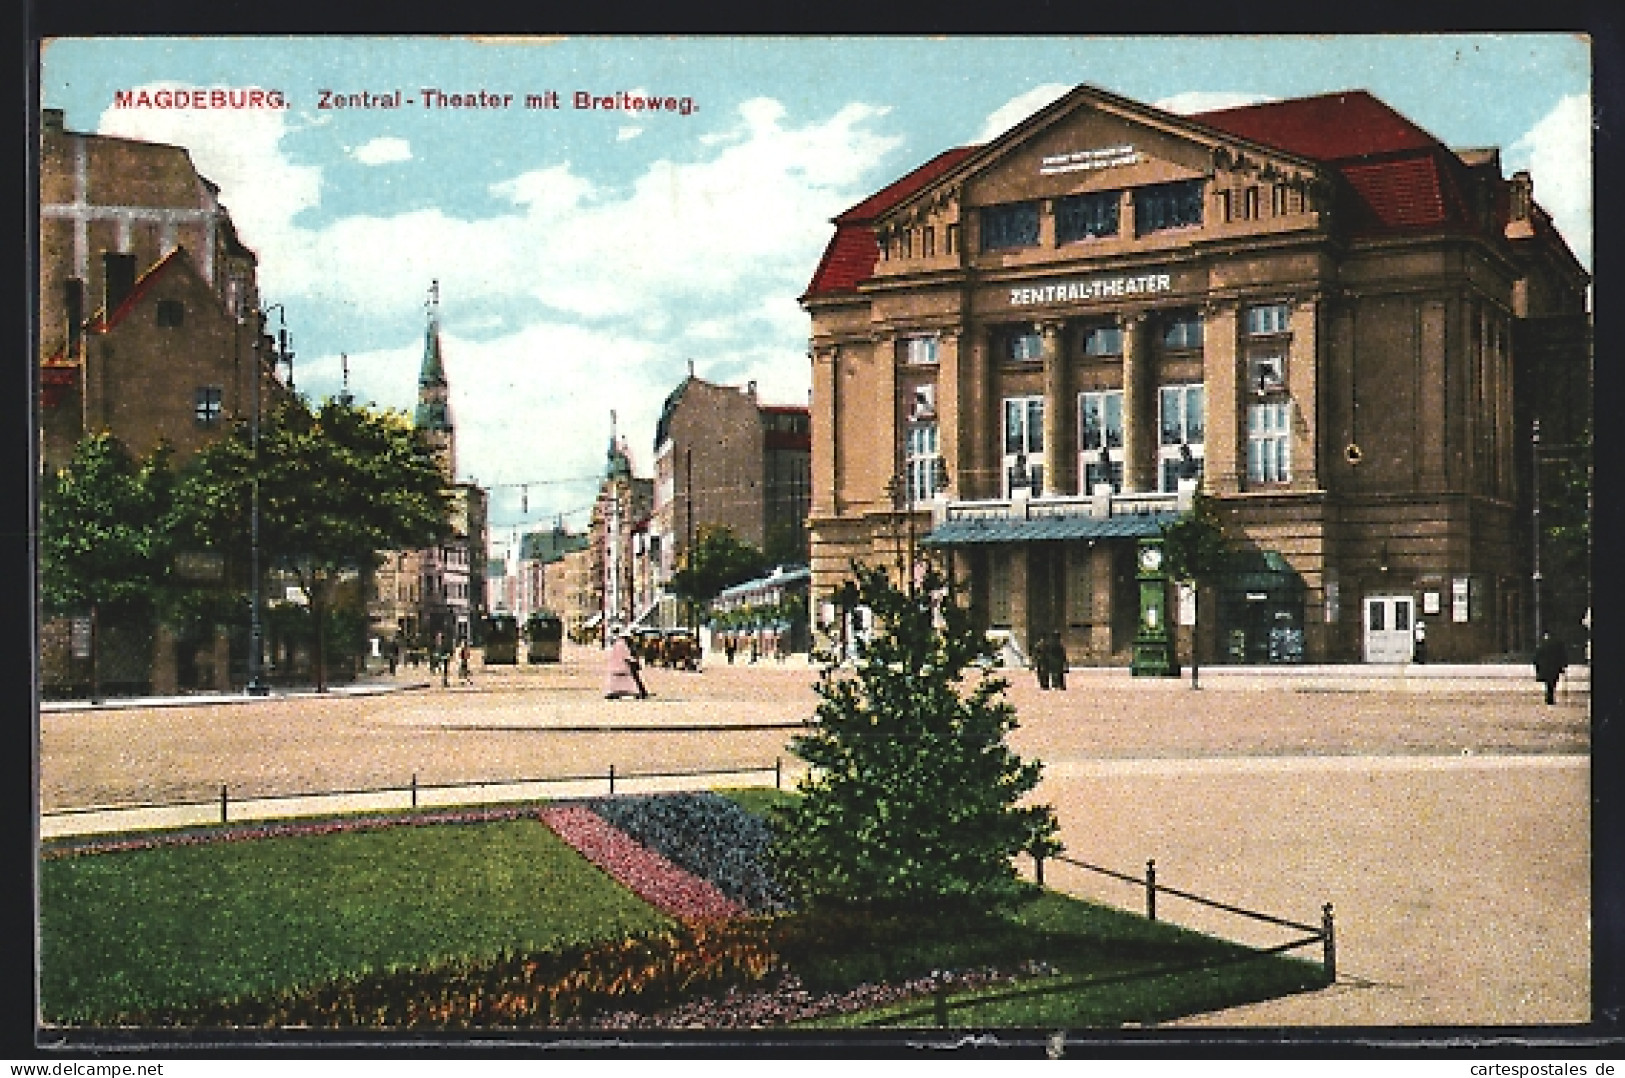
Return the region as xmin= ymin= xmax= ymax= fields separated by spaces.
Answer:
xmin=876 ymin=84 xmax=1324 ymax=229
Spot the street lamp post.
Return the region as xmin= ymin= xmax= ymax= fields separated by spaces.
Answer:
xmin=1532 ymin=417 xmax=1543 ymax=649
xmin=246 ymin=305 xmax=291 ymax=696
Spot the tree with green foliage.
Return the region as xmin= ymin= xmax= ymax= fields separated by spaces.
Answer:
xmin=39 ymin=433 xmax=176 ymax=702
xmin=1160 ymin=492 xmax=1233 ymax=690
xmin=669 ymin=525 xmax=768 ymax=614
xmin=170 ymin=396 xmax=451 ymax=691
xmin=772 ymin=563 xmax=1061 ymax=917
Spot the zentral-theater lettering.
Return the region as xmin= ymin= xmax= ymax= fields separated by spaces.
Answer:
xmin=1009 ymin=274 xmax=1172 ymax=306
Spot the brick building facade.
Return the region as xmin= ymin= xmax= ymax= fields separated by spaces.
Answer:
xmin=38 ymin=110 xmax=281 ymax=695
xmin=647 ymin=370 xmax=812 ymax=627
xmin=801 ymin=85 xmax=1589 ymax=666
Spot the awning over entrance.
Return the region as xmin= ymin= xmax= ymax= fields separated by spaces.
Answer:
xmin=922 ymin=512 xmax=1178 ymax=546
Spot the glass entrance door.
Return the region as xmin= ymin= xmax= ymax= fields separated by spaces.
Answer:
xmin=1363 ymin=595 xmax=1415 ymax=663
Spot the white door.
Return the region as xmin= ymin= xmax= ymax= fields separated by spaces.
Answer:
xmin=1364 ymin=595 xmax=1415 ymax=663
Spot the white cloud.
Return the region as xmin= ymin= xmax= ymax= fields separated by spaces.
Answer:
xmin=351 ymin=136 xmax=412 ymax=165
xmin=1507 ymin=93 xmax=1593 ymax=270
xmin=1155 ymin=91 xmax=1275 ymax=116
xmin=102 ymin=89 xmax=901 ymax=527
xmin=976 ymin=84 xmax=1072 ymax=143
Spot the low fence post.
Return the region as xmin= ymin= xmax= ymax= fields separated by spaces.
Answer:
xmin=411 ymin=773 xmax=418 ymax=809
xmin=608 ymin=763 xmax=616 ymax=797
xmin=774 ymin=757 xmax=782 ymax=790
xmin=934 ymin=982 xmax=949 ymax=1027
xmin=1146 ymin=859 xmax=1157 ymax=921
xmin=1322 ymin=903 xmax=1337 ymax=983
xmin=220 ymin=784 xmax=228 ymax=825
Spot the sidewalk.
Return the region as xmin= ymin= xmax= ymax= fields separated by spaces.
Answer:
xmin=39 ymin=678 xmax=433 ymax=713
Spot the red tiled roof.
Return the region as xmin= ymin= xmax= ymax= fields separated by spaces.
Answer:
xmin=1342 ymin=155 xmax=1451 ymax=230
xmin=806 ymin=90 xmax=1496 ymax=300
xmin=834 ymin=146 xmax=980 ymax=224
xmin=1192 ymin=90 xmax=1441 ymax=162
xmin=1195 ymin=90 xmax=1484 ymax=237
xmin=804 ymin=146 xmax=979 ymax=299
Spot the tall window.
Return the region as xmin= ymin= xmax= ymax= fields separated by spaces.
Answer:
xmin=906 ymin=422 xmax=940 ymax=504
xmin=899 ymin=335 xmax=939 ymax=365
xmin=1134 ymin=179 xmax=1204 ymax=235
xmin=1056 ymin=190 xmax=1120 ymax=243
xmin=980 ymin=201 xmax=1041 ymax=250
xmin=1246 ymin=302 xmax=1291 ymax=335
xmin=1078 ymin=390 xmax=1124 ymax=493
xmin=1159 ymin=384 xmax=1206 ymax=492
xmin=1162 ymin=310 xmax=1203 ymax=350
xmin=1003 ymin=396 xmax=1044 ymax=495
xmin=1247 ymin=401 xmax=1291 ymax=485
xmin=1080 ymin=323 xmax=1123 ymax=357
xmin=194 ymin=386 xmax=223 ymax=426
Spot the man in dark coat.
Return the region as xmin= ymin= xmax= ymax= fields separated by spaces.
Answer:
xmin=1534 ymin=632 xmax=1568 ymax=705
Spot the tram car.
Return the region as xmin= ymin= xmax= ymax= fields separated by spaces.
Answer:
xmin=482 ymin=613 xmax=520 ymax=665
xmin=524 ymin=612 xmax=565 ymax=663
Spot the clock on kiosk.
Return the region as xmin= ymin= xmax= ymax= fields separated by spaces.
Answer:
xmin=1132 ymin=536 xmax=1177 ymax=677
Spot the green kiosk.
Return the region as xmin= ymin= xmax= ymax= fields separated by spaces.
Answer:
xmin=1132 ymin=537 xmax=1179 ymax=677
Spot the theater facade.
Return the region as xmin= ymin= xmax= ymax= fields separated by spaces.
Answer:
xmin=800 ymin=84 xmax=1589 ymax=666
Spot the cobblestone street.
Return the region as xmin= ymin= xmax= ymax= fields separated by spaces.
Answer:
xmin=39 ymin=646 xmax=1592 ymax=1029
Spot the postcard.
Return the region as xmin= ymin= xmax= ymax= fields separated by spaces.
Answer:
xmin=33 ymin=33 xmax=1596 ymax=1057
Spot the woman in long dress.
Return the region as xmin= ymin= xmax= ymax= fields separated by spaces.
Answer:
xmin=604 ymin=631 xmax=649 ymax=700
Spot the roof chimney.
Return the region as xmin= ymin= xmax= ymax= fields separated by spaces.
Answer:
xmin=747 ymin=379 xmax=758 ymax=400
xmin=102 ymin=251 xmax=137 ymax=316
xmin=64 ymin=278 xmax=84 ymax=356
xmin=1505 ymin=171 xmax=1536 ymax=240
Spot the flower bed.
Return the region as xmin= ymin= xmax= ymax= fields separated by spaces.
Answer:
xmin=582 ymin=792 xmax=789 ymax=913
xmin=538 ymin=804 xmax=744 ymax=923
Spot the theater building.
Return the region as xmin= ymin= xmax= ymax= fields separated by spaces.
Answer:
xmin=800 ymin=84 xmax=1589 ymax=666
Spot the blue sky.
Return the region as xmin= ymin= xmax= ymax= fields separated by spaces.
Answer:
xmin=40 ymin=35 xmax=1592 ymax=544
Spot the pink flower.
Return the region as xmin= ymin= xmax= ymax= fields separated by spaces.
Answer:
xmin=539 ymin=805 xmax=743 ymax=923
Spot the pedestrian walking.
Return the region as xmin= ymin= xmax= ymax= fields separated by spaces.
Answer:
xmin=724 ymin=634 xmax=737 ymax=665
xmin=1048 ymin=631 xmax=1068 ymax=691
xmin=1412 ymin=620 xmax=1428 ymax=664
xmin=1534 ymin=632 xmax=1568 ymax=705
xmin=387 ymin=639 xmax=398 ymax=675
xmin=605 ymin=630 xmax=650 ymax=700
xmin=1033 ymin=634 xmax=1052 ymax=690
xmin=457 ymin=641 xmax=472 ymax=685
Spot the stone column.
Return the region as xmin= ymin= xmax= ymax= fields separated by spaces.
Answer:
xmin=970 ymin=326 xmax=995 ymax=500
xmin=1120 ymin=311 xmax=1154 ymax=492
xmin=936 ymin=328 xmax=963 ymax=500
xmin=1040 ymin=319 xmax=1071 ymax=496
xmin=1289 ymin=293 xmax=1324 ymax=491
xmin=1203 ymin=300 xmax=1243 ymax=494
xmin=809 ymin=345 xmax=839 ymax=517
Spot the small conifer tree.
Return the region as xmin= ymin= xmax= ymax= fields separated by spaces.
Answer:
xmin=772 ymin=563 xmax=1061 ymax=916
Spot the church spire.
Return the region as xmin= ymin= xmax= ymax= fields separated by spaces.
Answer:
xmin=414 ymin=279 xmax=456 ymax=477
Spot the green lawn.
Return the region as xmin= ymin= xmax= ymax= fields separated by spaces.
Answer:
xmin=39 ymin=818 xmax=673 ymax=1024
xmin=40 ymin=799 xmax=1328 ymax=1029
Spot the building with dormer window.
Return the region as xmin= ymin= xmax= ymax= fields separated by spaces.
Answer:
xmin=801 ymin=85 xmax=1589 ymax=666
